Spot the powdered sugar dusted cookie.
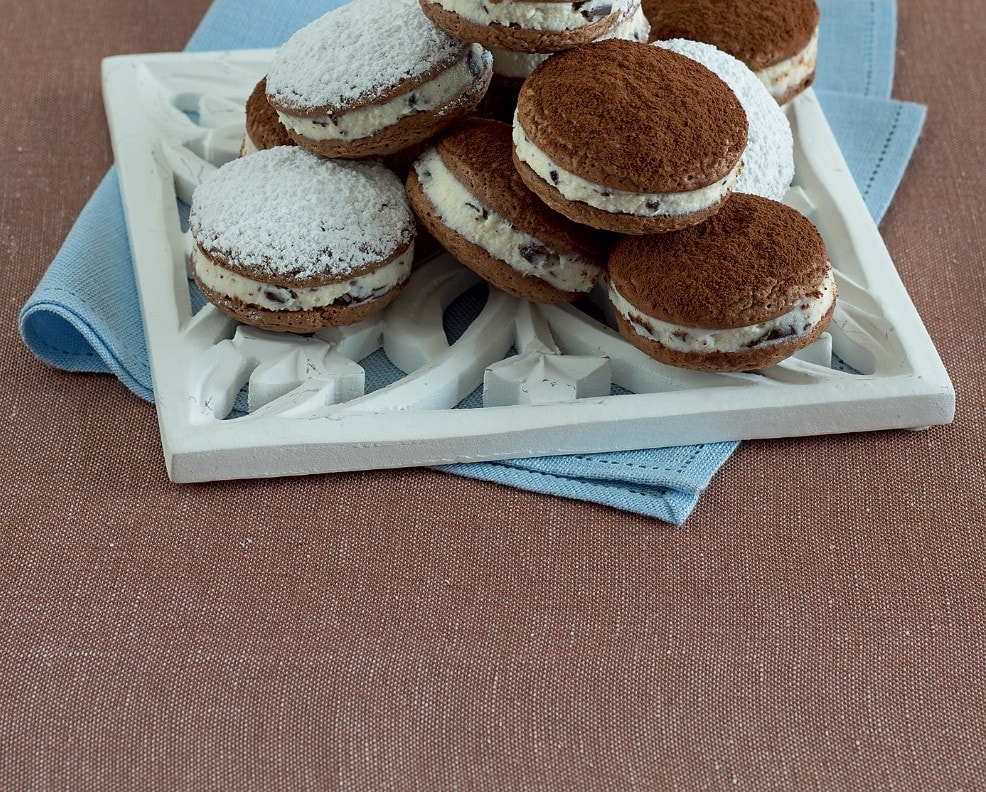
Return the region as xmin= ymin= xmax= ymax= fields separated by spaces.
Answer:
xmin=607 ymin=193 xmax=836 ymax=372
xmin=655 ymin=38 xmax=794 ymax=201
xmin=265 ymin=0 xmax=493 ymax=159
xmin=407 ymin=118 xmax=610 ymax=303
xmin=643 ymin=0 xmax=820 ymax=104
xmin=420 ymin=0 xmax=629 ymax=54
xmin=512 ymin=39 xmax=748 ymax=234
xmin=189 ymin=147 xmax=415 ymax=331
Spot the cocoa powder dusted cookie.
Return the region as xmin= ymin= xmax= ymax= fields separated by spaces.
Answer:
xmin=643 ymin=0 xmax=820 ymax=104
xmin=512 ymin=38 xmax=748 ymax=234
xmin=607 ymin=193 xmax=836 ymax=372
xmin=419 ymin=0 xmax=628 ymax=55
xmin=240 ymin=77 xmax=295 ymax=157
xmin=407 ymin=118 xmax=610 ymax=303
xmin=265 ymin=0 xmax=493 ymax=159
xmin=189 ymin=147 xmax=416 ymax=331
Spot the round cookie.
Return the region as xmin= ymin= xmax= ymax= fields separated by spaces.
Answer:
xmin=643 ymin=0 xmax=820 ymax=104
xmin=188 ymin=147 xmax=416 ymax=332
xmin=419 ymin=0 xmax=628 ymax=55
xmin=240 ymin=77 xmax=295 ymax=157
xmin=512 ymin=38 xmax=748 ymax=234
xmin=607 ymin=192 xmax=836 ymax=372
xmin=406 ymin=118 xmax=611 ymax=303
xmin=265 ymin=0 xmax=493 ymax=159
xmin=477 ymin=2 xmax=651 ymax=123
xmin=654 ymin=38 xmax=794 ymax=201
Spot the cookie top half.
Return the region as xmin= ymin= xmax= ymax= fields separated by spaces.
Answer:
xmin=608 ymin=192 xmax=830 ymax=328
xmin=189 ymin=147 xmax=414 ymax=288
xmin=515 ymin=39 xmax=748 ymax=194
xmin=266 ymin=0 xmax=470 ymax=117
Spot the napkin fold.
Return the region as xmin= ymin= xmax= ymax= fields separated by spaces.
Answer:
xmin=18 ymin=0 xmax=924 ymax=525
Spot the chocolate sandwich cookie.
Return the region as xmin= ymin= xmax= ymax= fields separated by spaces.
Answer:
xmin=419 ymin=0 xmax=628 ymax=55
xmin=477 ymin=1 xmax=651 ymax=123
xmin=643 ymin=0 xmax=820 ymax=104
xmin=265 ymin=0 xmax=493 ymax=160
xmin=512 ymin=38 xmax=748 ymax=234
xmin=189 ymin=147 xmax=416 ymax=332
xmin=607 ymin=192 xmax=836 ymax=372
xmin=240 ymin=77 xmax=295 ymax=157
xmin=654 ymin=38 xmax=794 ymax=201
xmin=406 ymin=118 xmax=611 ymax=303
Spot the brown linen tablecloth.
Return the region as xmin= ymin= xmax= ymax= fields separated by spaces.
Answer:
xmin=2 ymin=1 xmax=984 ymax=789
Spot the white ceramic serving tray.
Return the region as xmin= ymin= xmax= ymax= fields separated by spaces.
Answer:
xmin=101 ymin=48 xmax=954 ymax=483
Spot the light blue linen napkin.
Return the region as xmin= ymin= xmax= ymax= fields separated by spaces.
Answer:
xmin=18 ymin=0 xmax=923 ymax=524
xmin=813 ymin=0 xmax=927 ymax=223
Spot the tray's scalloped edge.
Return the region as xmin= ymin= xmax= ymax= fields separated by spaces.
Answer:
xmin=101 ymin=48 xmax=954 ymax=483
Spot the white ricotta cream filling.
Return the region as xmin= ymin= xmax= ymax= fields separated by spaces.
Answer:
xmin=758 ymin=28 xmax=818 ymax=100
xmin=608 ymin=268 xmax=836 ymax=353
xmin=239 ymin=133 xmax=260 ymax=157
xmin=492 ymin=3 xmax=649 ymax=78
xmin=413 ymin=148 xmax=602 ymax=294
xmin=432 ymin=0 xmax=625 ymax=31
xmin=277 ymin=44 xmax=490 ymax=142
xmin=192 ymin=244 xmax=413 ymax=312
xmin=512 ymin=116 xmax=744 ymax=217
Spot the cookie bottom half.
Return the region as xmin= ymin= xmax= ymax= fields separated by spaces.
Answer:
xmin=614 ymin=301 xmax=836 ymax=372
xmin=193 ymin=271 xmax=409 ymax=332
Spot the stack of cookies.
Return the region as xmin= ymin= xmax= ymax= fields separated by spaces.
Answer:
xmin=188 ymin=0 xmax=834 ymax=374
xmin=189 ymin=0 xmax=493 ymax=333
